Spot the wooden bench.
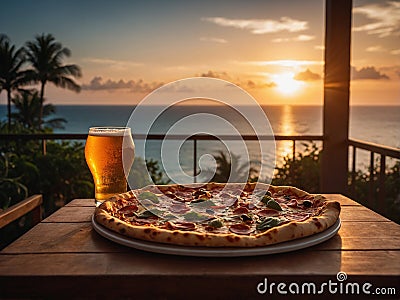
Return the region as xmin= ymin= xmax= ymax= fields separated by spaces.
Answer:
xmin=0 ymin=195 xmax=43 ymax=229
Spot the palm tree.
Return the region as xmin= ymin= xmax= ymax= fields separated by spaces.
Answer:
xmin=11 ymin=90 xmax=67 ymax=130
xmin=25 ymin=33 xmax=81 ymax=128
xmin=208 ymin=150 xmax=258 ymax=183
xmin=0 ymin=34 xmax=27 ymax=129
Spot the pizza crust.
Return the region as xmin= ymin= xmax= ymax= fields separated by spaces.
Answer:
xmin=94 ymin=184 xmax=340 ymax=248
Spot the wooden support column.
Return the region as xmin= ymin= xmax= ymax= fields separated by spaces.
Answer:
xmin=321 ymin=0 xmax=352 ymax=193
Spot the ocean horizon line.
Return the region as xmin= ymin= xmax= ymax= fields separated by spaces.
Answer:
xmin=1 ymin=103 xmax=399 ymax=108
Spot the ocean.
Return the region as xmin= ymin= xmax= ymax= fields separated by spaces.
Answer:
xmin=1 ymin=105 xmax=399 ymax=182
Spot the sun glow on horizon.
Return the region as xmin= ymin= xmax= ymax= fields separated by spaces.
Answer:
xmin=272 ymin=72 xmax=304 ymax=96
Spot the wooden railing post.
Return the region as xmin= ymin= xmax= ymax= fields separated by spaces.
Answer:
xmin=378 ymin=154 xmax=386 ymax=214
xmin=321 ymin=0 xmax=352 ymax=194
xmin=193 ymin=138 xmax=197 ymax=183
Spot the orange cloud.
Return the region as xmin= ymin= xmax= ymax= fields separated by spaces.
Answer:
xmin=202 ymin=16 xmax=308 ymax=34
xmin=82 ymin=76 xmax=164 ymax=92
xmin=294 ymin=69 xmax=321 ymax=81
xmin=198 ymin=70 xmax=276 ymax=89
xmin=351 ymin=66 xmax=389 ymax=80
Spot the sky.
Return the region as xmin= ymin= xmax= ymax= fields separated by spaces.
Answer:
xmin=0 ymin=0 xmax=399 ymax=105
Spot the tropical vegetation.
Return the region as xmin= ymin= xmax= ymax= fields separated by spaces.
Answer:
xmin=0 ymin=33 xmax=81 ymax=131
xmin=0 ymin=34 xmax=27 ymax=129
xmin=0 ymin=33 xmax=84 ymax=248
xmin=24 ymin=34 xmax=81 ymax=127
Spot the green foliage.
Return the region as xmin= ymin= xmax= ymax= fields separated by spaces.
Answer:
xmin=207 ymin=150 xmax=259 ymax=183
xmin=11 ymin=90 xmax=67 ymax=130
xmin=272 ymin=142 xmax=321 ymax=193
xmin=31 ymin=141 xmax=93 ymax=213
xmin=127 ymin=157 xmax=151 ymax=189
xmin=127 ymin=157 xmax=171 ymax=189
xmin=0 ymin=124 xmax=93 ymax=215
xmin=146 ymin=158 xmax=171 ymax=185
xmin=350 ymin=160 xmax=400 ymax=223
xmin=0 ymin=152 xmax=30 ymax=209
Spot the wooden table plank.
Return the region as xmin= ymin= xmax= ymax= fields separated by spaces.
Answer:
xmin=3 ymin=217 xmax=400 ymax=254
xmin=1 ymin=251 xmax=399 ymax=276
xmin=42 ymin=206 xmax=94 ymax=223
xmin=321 ymin=194 xmax=361 ymax=206
xmin=66 ymin=198 xmax=95 ymax=207
xmin=1 ymin=223 xmax=129 ymax=254
xmin=340 ymin=206 xmax=391 ymax=222
xmin=316 ymin=221 xmax=400 ymax=251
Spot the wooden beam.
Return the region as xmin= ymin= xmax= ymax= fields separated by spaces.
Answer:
xmin=0 ymin=195 xmax=43 ymax=229
xmin=321 ymin=0 xmax=352 ymax=193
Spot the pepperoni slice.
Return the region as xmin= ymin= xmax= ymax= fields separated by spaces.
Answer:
xmin=258 ymin=209 xmax=280 ymax=217
xmin=164 ymin=191 xmax=176 ymax=199
xmin=211 ymin=205 xmax=226 ymax=210
xmin=133 ymin=218 xmax=156 ymax=225
xmin=286 ymin=199 xmax=298 ymax=208
xmin=229 ymin=224 xmax=254 ymax=235
xmin=233 ymin=207 xmax=248 ymax=215
xmin=117 ymin=205 xmax=138 ymax=216
xmin=170 ymin=203 xmax=190 ymax=214
xmin=286 ymin=213 xmax=310 ymax=222
xmin=166 ymin=221 xmax=196 ymax=231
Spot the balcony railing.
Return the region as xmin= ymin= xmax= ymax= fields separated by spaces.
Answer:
xmin=0 ymin=133 xmax=323 ymax=179
xmin=348 ymin=138 xmax=400 ymax=213
xmin=2 ymin=133 xmax=399 ymax=212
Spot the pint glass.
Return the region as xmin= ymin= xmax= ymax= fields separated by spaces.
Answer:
xmin=85 ymin=127 xmax=135 ymax=206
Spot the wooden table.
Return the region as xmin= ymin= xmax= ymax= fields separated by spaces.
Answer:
xmin=0 ymin=195 xmax=399 ymax=299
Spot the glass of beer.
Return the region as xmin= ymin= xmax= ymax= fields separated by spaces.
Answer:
xmin=85 ymin=127 xmax=135 ymax=206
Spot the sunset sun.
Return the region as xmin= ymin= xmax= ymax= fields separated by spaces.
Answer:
xmin=272 ymin=72 xmax=303 ymax=95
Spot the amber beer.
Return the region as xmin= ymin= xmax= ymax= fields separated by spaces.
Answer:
xmin=85 ymin=127 xmax=135 ymax=206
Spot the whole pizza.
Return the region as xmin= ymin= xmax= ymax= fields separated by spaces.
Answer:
xmin=94 ymin=183 xmax=340 ymax=247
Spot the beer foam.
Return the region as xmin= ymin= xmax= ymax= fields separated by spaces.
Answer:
xmin=88 ymin=127 xmax=131 ymax=136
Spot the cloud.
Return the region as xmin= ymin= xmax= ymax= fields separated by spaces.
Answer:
xmin=198 ymin=70 xmax=276 ymax=89
xmin=380 ymin=65 xmax=400 ymax=78
xmin=366 ymin=45 xmax=386 ymax=52
xmin=198 ymin=70 xmax=230 ymax=79
xmin=243 ymin=80 xmax=276 ymax=89
xmin=82 ymin=57 xmax=143 ymax=70
xmin=82 ymin=76 xmax=164 ymax=92
xmin=353 ymin=1 xmax=400 ymax=37
xmin=390 ymin=49 xmax=400 ymax=55
xmin=202 ymin=16 xmax=308 ymax=34
xmin=244 ymin=59 xmax=323 ymax=67
xmin=199 ymin=37 xmax=227 ymax=43
xmin=272 ymin=34 xmax=315 ymax=43
xmin=351 ymin=66 xmax=390 ymax=80
xmin=294 ymin=69 xmax=321 ymax=81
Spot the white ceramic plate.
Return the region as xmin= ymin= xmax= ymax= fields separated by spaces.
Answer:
xmin=92 ymin=215 xmax=341 ymax=257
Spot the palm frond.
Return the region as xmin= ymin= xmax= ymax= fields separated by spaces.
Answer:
xmin=54 ymin=64 xmax=82 ymax=78
xmin=51 ymin=76 xmax=81 ymax=92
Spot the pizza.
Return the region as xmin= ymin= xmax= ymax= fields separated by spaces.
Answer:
xmin=94 ymin=183 xmax=340 ymax=247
